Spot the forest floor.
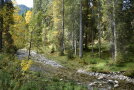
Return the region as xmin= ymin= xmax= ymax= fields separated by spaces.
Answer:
xmin=16 ymin=49 xmax=134 ymax=90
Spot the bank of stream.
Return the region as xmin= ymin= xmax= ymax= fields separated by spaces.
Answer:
xmin=16 ymin=49 xmax=134 ymax=90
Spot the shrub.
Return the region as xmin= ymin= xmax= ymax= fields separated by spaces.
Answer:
xmin=89 ymin=60 xmax=97 ymax=64
xmin=50 ymin=47 xmax=55 ymax=53
xmin=90 ymin=66 xmax=98 ymax=72
xmin=115 ymin=52 xmax=124 ymax=65
xmin=107 ymin=60 xmax=115 ymax=66
xmin=67 ymin=48 xmax=74 ymax=59
xmin=124 ymin=69 xmax=134 ymax=78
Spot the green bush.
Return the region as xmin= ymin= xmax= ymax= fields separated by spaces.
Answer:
xmin=107 ymin=60 xmax=115 ymax=66
xmin=50 ymin=46 xmax=55 ymax=53
xmin=67 ymin=48 xmax=74 ymax=59
xmin=90 ymin=66 xmax=98 ymax=72
xmin=89 ymin=60 xmax=97 ymax=64
xmin=124 ymin=69 xmax=134 ymax=78
xmin=115 ymin=52 xmax=125 ymax=65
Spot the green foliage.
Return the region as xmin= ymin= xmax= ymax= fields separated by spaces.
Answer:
xmin=11 ymin=17 xmax=27 ymax=49
xmin=67 ymin=48 xmax=74 ymax=59
xmin=124 ymin=69 xmax=134 ymax=78
xmin=90 ymin=66 xmax=98 ymax=72
xmin=2 ymin=2 xmax=16 ymax=53
xmin=0 ymin=54 xmax=21 ymax=89
xmin=115 ymin=52 xmax=124 ymax=65
xmin=0 ymin=54 xmax=87 ymax=90
xmin=89 ymin=59 xmax=97 ymax=64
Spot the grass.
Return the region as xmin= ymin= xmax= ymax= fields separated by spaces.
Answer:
xmin=39 ymin=45 xmax=134 ymax=74
xmin=0 ymin=53 xmax=88 ymax=90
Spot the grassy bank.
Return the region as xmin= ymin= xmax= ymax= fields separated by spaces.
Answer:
xmin=0 ymin=54 xmax=87 ymax=90
xmin=41 ymin=47 xmax=134 ymax=76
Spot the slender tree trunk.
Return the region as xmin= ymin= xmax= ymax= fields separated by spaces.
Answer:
xmin=85 ymin=33 xmax=88 ymax=49
xmin=0 ymin=19 xmax=3 ymax=52
xmin=79 ymin=0 xmax=83 ymax=58
xmin=72 ymin=31 xmax=74 ymax=50
xmin=113 ymin=0 xmax=117 ymax=61
xmin=98 ymin=1 xmax=101 ymax=58
xmin=0 ymin=0 xmax=4 ymax=52
xmin=75 ymin=40 xmax=77 ymax=55
xmin=91 ymin=8 xmax=94 ymax=57
xmin=84 ymin=0 xmax=89 ymax=50
xmin=98 ymin=17 xmax=101 ymax=58
xmin=28 ymin=31 xmax=33 ymax=60
xmin=91 ymin=29 xmax=94 ymax=56
xmin=61 ymin=0 xmax=65 ymax=55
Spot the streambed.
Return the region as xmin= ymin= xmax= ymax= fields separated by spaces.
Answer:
xmin=16 ymin=49 xmax=134 ymax=90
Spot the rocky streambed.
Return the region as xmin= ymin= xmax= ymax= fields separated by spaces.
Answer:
xmin=77 ymin=69 xmax=134 ymax=90
xmin=77 ymin=69 xmax=134 ymax=84
xmin=16 ymin=49 xmax=134 ymax=90
xmin=17 ymin=49 xmax=63 ymax=68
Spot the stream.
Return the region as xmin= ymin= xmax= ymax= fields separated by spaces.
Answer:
xmin=16 ymin=49 xmax=134 ymax=90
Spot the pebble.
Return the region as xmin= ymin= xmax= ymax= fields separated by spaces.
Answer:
xmin=114 ymin=84 xmax=119 ymax=88
xmin=98 ymin=76 xmax=104 ymax=80
xmin=89 ymin=82 xmax=96 ymax=86
xmin=114 ymin=80 xmax=118 ymax=84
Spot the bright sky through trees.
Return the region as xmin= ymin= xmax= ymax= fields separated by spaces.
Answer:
xmin=16 ymin=0 xmax=33 ymax=7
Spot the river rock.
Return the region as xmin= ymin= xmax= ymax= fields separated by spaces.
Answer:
xmin=108 ymin=80 xmax=115 ymax=84
xmin=114 ymin=80 xmax=118 ymax=84
xmin=89 ymin=82 xmax=97 ymax=86
xmin=114 ymin=84 xmax=119 ymax=88
xmin=98 ymin=76 xmax=105 ymax=80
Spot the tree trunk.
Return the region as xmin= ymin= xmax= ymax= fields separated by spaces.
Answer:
xmin=79 ymin=1 xmax=83 ymax=58
xmin=0 ymin=18 xmax=3 ymax=52
xmin=91 ymin=29 xmax=94 ymax=56
xmin=0 ymin=0 xmax=4 ymax=52
xmin=98 ymin=18 xmax=101 ymax=58
xmin=28 ymin=31 xmax=33 ymax=60
xmin=60 ymin=0 xmax=65 ymax=55
xmin=112 ymin=0 xmax=117 ymax=61
xmin=72 ymin=31 xmax=74 ymax=50
xmin=75 ymin=40 xmax=77 ymax=55
xmin=98 ymin=1 xmax=101 ymax=58
xmin=85 ymin=33 xmax=88 ymax=49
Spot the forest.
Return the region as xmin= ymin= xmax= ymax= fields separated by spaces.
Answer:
xmin=0 ymin=0 xmax=134 ymax=90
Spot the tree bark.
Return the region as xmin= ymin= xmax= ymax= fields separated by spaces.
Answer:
xmin=85 ymin=33 xmax=88 ymax=49
xmin=79 ymin=0 xmax=83 ymax=58
xmin=75 ymin=40 xmax=77 ymax=55
xmin=98 ymin=1 xmax=101 ymax=58
xmin=28 ymin=31 xmax=33 ymax=60
xmin=60 ymin=0 xmax=65 ymax=55
xmin=98 ymin=17 xmax=101 ymax=58
xmin=91 ymin=29 xmax=94 ymax=56
xmin=0 ymin=0 xmax=4 ymax=52
xmin=112 ymin=0 xmax=117 ymax=61
xmin=0 ymin=17 xmax=3 ymax=52
xmin=72 ymin=31 xmax=74 ymax=50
